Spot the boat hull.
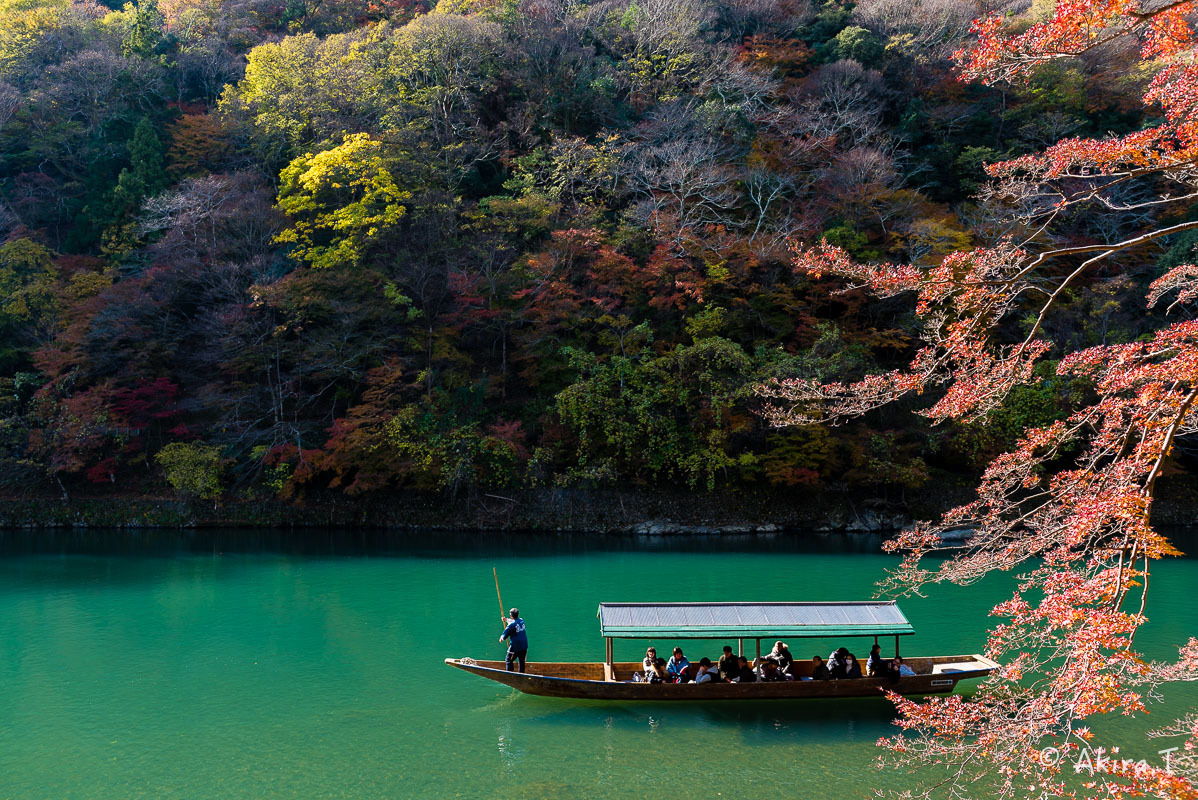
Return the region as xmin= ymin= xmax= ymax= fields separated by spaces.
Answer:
xmin=444 ymin=655 xmax=997 ymax=700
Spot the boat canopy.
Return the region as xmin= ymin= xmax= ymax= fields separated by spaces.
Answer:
xmin=597 ymin=601 xmax=914 ymax=639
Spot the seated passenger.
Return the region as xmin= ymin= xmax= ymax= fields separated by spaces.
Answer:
xmin=729 ymin=655 xmax=757 ymax=683
xmin=893 ymin=656 xmax=916 ymax=677
xmin=866 ymin=644 xmax=892 ymax=678
xmin=763 ymin=641 xmax=794 ymax=673
xmin=810 ymin=654 xmax=831 ymax=680
xmin=760 ymin=659 xmax=785 ymax=682
xmin=845 ymin=653 xmax=863 ymax=679
xmin=695 ymin=657 xmax=719 ymax=683
xmin=648 ymin=657 xmax=668 ymax=684
xmin=827 ymin=647 xmax=850 ymax=678
xmin=717 ymin=646 xmax=738 ymax=681
xmin=642 ymin=646 xmax=658 ymax=674
xmin=779 ymin=642 xmax=794 ymax=672
xmin=667 ymin=647 xmax=691 ymax=683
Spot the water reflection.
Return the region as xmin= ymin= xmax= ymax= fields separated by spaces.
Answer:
xmin=2 ymin=525 xmax=1196 ymax=559
xmin=496 ymin=720 xmax=525 ymax=772
xmin=0 ymin=527 xmax=891 ymax=558
xmin=502 ymin=692 xmax=903 ymax=740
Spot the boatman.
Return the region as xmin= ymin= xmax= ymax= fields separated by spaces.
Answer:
xmin=499 ymin=608 xmax=528 ymax=673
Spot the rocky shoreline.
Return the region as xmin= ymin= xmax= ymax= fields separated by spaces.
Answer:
xmin=0 ymin=487 xmax=937 ymax=533
xmin=3 ymin=476 xmax=1198 ymax=534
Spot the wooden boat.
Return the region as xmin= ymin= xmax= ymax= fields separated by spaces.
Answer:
xmin=446 ymin=601 xmax=999 ymax=701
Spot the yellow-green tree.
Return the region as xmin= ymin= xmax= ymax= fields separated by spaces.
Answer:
xmin=274 ymin=133 xmax=410 ymax=270
xmin=218 ymin=29 xmax=391 ymax=165
xmin=154 ymin=442 xmax=224 ymax=504
xmin=0 ymin=238 xmax=57 ymax=336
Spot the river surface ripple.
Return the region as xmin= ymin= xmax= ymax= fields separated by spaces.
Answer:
xmin=0 ymin=528 xmax=1194 ymax=799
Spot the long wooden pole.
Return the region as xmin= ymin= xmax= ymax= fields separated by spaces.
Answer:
xmin=493 ymin=567 xmax=506 ymax=626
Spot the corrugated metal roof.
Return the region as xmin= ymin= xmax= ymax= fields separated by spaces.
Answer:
xmin=597 ymin=601 xmax=913 ymax=639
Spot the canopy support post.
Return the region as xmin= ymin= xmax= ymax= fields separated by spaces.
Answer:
xmin=873 ymin=635 xmax=879 ymax=648
xmin=755 ymin=639 xmax=761 ymax=664
xmin=605 ymin=637 xmax=613 ymax=665
xmin=894 ymin=635 xmax=900 ymax=658
xmin=738 ymin=638 xmax=743 ymax=657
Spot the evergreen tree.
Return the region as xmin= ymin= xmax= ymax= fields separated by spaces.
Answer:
xmin=120 ymin=0 xmax=165 ymax=59
xmin=108 ymin=116 xmax=169 ymax=220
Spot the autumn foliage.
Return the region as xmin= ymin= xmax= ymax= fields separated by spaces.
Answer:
xmin=762 ymin=1 xmax=1198 ymax=795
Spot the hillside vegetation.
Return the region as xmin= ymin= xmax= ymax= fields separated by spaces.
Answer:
xmin=0 ymin=0 xmax=1179 ymax=505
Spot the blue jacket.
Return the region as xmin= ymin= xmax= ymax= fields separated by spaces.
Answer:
xmin=502 ymin=617 xmax=527 ymax=651
xmin=666 ymin=655 xmax=690 ymax=680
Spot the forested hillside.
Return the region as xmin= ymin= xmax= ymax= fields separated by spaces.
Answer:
xmin=0 ymin=0 xmax=1185 ymax=506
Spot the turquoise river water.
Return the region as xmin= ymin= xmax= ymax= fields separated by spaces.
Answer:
xmin=0 ymin=528 xmax=1194 ymax=799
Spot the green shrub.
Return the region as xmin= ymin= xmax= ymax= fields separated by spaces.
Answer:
xmin=155 ymin=442 xmax=224 ymax=502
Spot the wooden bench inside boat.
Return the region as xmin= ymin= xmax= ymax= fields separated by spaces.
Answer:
xmin=608 ymin=655 xmax=986 ymax=682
